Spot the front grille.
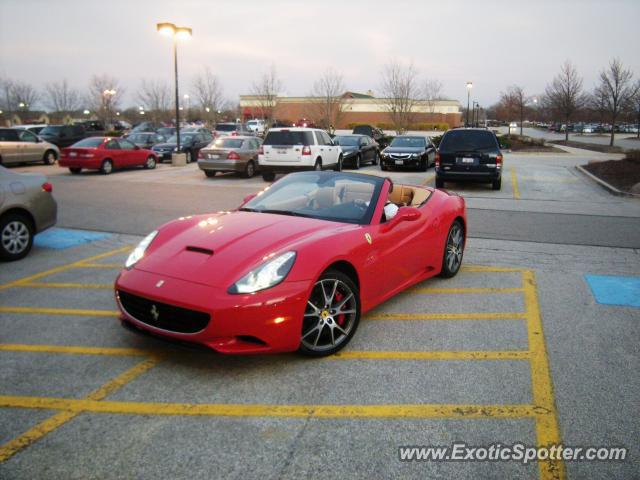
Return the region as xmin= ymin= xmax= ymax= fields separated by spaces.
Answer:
xmin=118 ymin=290 xmax=210 ymax=334
xmin=390 ymin=153 xmax=411 ymax=159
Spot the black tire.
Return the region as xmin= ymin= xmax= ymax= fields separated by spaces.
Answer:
xmin=435 ymin=177 xmax=444 ymax=188
xmin=205 ymin=170 xmax=217 ymax=178
xmin=244 ymin=160 xmax=256 ymax=178
xmin=334 ymin=156 xmax=343 ymax=172
xmin=298 ymin=270 xmax=361 ymax=357
xmin=185 ymin=151 xmax=192 ymax=163
xmin=439 ymin=220 xmax=464 ymax=278
xmin=262 ymin=171 xmax=276 ymax=182
xmin=419 ymin=156 xmax=428 ymax=172
xmin=0 ymin=212 xmax=34 ymax=261
xmin=143 ymin=156 xmax=156 ymax=169
xmin=492 ymin=177 xmax=502 ymax=190
xmin=100 ymin=159 xmax=113 ymax=175
xmin=69 ymin=167 xmax=82 ymax=174
xmin=314 ymin=159 xmax=322 ymax=171
xmin=43 ymin=150 xmax=57 ymax=165
xmin=372 ymin=151 xmax=379 ymax=166
xmin=354 ymin=154 xmax=361 ymax=170
xmin=380 ymin=163 xmax=388 ymax=171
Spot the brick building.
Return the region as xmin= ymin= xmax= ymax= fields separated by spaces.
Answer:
xmin=239 ymin=92 xmax=462 ymax=129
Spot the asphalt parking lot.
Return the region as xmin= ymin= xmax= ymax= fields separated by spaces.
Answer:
xmin=1 ymin=145 xmax=639 ymax=479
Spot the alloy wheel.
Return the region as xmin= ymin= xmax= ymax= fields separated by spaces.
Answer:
xmin=445 ymin=223 xmax=464 ymax=272
xmin=2 ymin=221 xmax=30 ymax=255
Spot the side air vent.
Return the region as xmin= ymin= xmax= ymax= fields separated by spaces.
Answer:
xmin=186 ymin=246 xmax=214 ymax=255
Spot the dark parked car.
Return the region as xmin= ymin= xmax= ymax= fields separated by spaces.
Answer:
xmin=75 ymin=120 xmax=106 ymax=136
xmin=333 ymin=134 xmax=379 ymax=169
xmin=352 ymin=125 xmax=389 ymax=148
xmin=156 ymin=127 xmax=176 ymax=137
xmin=38 ymin=124 xmax=86 ymax=148
xmin=124 ymin=132 xmax=166 ymax=149
xmin=380 ymin=135 xmax=435 ymax=171
xmin=152 ymin=131 xmax=213 ymax=163
xmin=435 ymin=128 xmax=503 ymax=190
xmin=131 ymin=121 xmax=162 ymax=134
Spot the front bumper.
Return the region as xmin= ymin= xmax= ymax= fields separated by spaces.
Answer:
xmin=381 ymin=156 xmax=422 ymax=168
xmin=153 ymin=151 xmax=174 ymax=161
xmin=115 ymin=268 xmax=310 ymax=354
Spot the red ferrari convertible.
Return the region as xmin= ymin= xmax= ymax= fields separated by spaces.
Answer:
xmin=115 ymin=171 xmax=466 ymax=356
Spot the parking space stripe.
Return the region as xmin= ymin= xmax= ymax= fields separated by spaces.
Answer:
xmin=16 ymin=282 xmax=112 ymax=289
xmin=0 ymin=344 xmax=153 ymax=357
xmin=461 ymin=265 xmax=523 ymax=273
xmin=74 ymin=263 xmax=122 ymax=269
xmin=0 ymin=246 xmax=130 ymax=291
xmin=408 ymin=287 xmax=524 ymax=294
xmin=365 ymin=312 xmax=526 ymax=320
xmin=421 ymin=174 xmax=435 ymax=186
xmin=0 ymin=307 xmax=119 ymax=317
xmin=331 ymin=350 xmax=530 ymax=360
xmin=522 ymin=271 xmax=564 ymax=480
xmin=0 ymin=356 xmax=159 ymax=463
xmin=0 ymin=395 xmax=537 ymax=419
xmin=511 ymin=168 xmax=521 ymax=199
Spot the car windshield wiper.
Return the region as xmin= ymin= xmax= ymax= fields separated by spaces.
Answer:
xmin=238 ymin=207 xmax=255 ymax=212
xmin=254 ymin=209 xmax=312 ymax=218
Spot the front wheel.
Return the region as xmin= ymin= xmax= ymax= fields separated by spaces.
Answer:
xmin=43 ymin=150 xmax=57 ymax=165
xmin=419 ymin=156 xmax=428 ymax=172
xmin=100 ymin=159 xmax=113 ymax=175
xmin=0 ymin=213 xmax=34 ymax=261
xmin=298 ymin=270 xmax=360 ymax=357
xmin=439 ymin=220 xmax=464 ymax=278
xmin=372 ymin=151 xmax=379 ymax=165
xmin=144 ymin=156 xmax=156 ymax=169
xmin=185 ymin=151 xmax=192 ymax=164
xmin=333 ymin=156 xmax=343 ymax=172
xmin=354 ymin=154 xmax=361 ymax=170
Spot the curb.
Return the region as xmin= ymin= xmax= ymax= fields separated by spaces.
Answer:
xmin=575 ymin=165 xmax=640 ymax=198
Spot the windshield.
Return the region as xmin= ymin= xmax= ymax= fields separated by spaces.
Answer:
xmin=71 ymin=137 xmax=104 ymax=148
xmin=215 ymin=124 xmax=236 ymax=131
xmin=40 ymin=126 xmax=62 ymax=134
xmin=127 ymin=134 xmax=147 ymax=142
xmin=439 ymin=130 xmax=499 ymax=152
xmin=390 ymin=137 xmax=426 ymax=148
xmin=242 ymin=172 xmax=383 ymax=225
xmin=334 ymin=136 xmax=360 ymax=146
xmin=166 ymin=134 xmax=195 ymax=143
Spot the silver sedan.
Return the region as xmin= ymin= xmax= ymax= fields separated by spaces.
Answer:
xmin=0 ymin=166 xmax=57 ymax=260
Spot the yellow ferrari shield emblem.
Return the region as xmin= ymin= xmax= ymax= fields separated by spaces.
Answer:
xmin=365 ymin=233 xmax=372 ymax=245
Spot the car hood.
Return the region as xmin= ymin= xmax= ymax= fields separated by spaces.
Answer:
xmin=384 ymin=147 xmax=425 ymax=153
xmin=152 ymin=142 xmax=178 ymax=149
xmin=135 ymin=211 xmax=343 ymax=288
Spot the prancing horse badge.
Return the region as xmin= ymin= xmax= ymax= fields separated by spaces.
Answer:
xmin=364 ymin=233 xmax=372 ymax=245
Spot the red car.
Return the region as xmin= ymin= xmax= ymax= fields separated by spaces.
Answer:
xmin=115 ymin=171 xmax=466 ymax=356
xmin=59 ymin=137 xmax=158 ymax=175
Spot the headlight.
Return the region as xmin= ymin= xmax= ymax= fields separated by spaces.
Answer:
xmin=229 ymin=251 xmax=296 ymax=294
xmin=125 ymin=230 xmax=158 ymax=269
xmin=412 ymin=153 xmax=420 ymax=158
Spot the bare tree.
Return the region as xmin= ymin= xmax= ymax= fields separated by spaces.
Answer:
xmin=44 ymin=79 xmax=81 ymax=113
xmin=379 ymin=61 xmax=419 ymax=134
xmin=137 ymin=80 xmax=171 ymax=123
xmin=0 ymin=77 xmax=14 ymax=112
xmin=422 ymin=78 xmax=443 ymax=114
xmin=86 ymin=74 xmax=124 ymax=127
xmin=10 ymin=81 xmax=39 ymax=112
xmin=505 ymin=86 xmax=528 ymax=136
xmin=631 ymin=80 xmax=640 ymax=139
xmin=308 ymin=68 xmax=346 ymax=130
xmin=543 ymin=61 xmax=587 ymax=141
xmin=250 ymin=65 xmax=282 ymax=128
xmin=192 ymin=67 xmax=226 ymax=125
xmin=595 ymin=58 xmax=638 ymax=146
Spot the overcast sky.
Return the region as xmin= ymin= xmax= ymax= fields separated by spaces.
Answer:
xmin=1 ymin=0 xmax=639 ymax=110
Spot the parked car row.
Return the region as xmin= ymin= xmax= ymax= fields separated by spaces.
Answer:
xmin=547 ymin=122 xmax=639 ymax=134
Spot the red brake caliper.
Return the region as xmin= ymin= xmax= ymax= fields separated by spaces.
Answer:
xmin=334 ymin=291 xmax=346 ymax=326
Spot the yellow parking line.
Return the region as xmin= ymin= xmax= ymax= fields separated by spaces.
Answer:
xmin=364 ymin=312 xmax=526 ymax=320
xmin=0 ymin=246 xmax=130 ymax=291
xmin=0 ymin=357 xmax=159 ymax=463
xmin=522 ymin=270 xmax=565 ymax=480
xmin=0 ymin=343 xmax=153 ymax=357
xmin=421 ymin=174 xmax=435 ymax=186
xmin=75 ymin=263 xmax=122 ymax=269
xmin=331 ymin=350 xmax=530 ymax=361
xmin=0 ymin=306 xmax=119 ymax=317
xmin=511 ymin=167 xmax=520 ymax=199
xmin=17 ymin=282 xmax=112 ymax=289
xmin=408 ymin=287 xmax=524 ymax=294
xmin=0 ymin=395 xmax=538 ymax=419
xmin=461 ymin=265 xmax=523 ymax=273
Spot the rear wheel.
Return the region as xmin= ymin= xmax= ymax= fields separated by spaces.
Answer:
xmin=492 ymin=177 xmax=502 ymax=190
xmin=334 ymin=156 xmax=343 ymax=171
xmin=0 ymin=212 xmax=34 ymax=261
xmin=100 ymin=159 xmax=113 ymax=175
xmin=143 ymin=156 xmax=156 ymax=169
xmin=69 ymin=167 xmax=82 ymax=174
xmin=205 ymin=170 xmax=217 ymax=178
xmin=43 ymin=150 xmax=57 ymax=165
xmin=298 ymin=270 xmax=360 ymax=357
xmin=262 ymin=171 xmax=276 ymax=182
xmin=244 ymin=160 xmax=256 ymax=178
xmin=439 ymin=220 xmax=464 ymax=278
xmin=314 ymin=159 xmax=322 ymax=171
xmin=372 ymin=151 xmax=379 ymax=165
xmin=435 ymin=177 xmax=444 ymax=188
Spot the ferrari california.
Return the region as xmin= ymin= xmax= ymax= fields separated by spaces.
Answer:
xmin=115 ymin=171 xmax=466 ymax=356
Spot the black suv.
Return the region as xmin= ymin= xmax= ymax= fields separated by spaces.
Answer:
xmin=39 ymin=124 xmax=86 ymax=148
xmin=352 ymin=125 xmax=389 ymax=148
xmin=435 ymin=128 xmax=503 ymax=190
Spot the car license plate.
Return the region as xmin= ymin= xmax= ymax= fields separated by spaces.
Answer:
xmin=462 ymin=157 xmax=475 ymax=163
xmin=69 ymin=152 xmax=77 ymax=157
xmin=208 ymin=154 xmax=219 ymax=159
xmin=395 ymin=160 xmax=404 ymax=165
xmin=277 ymin=149 xmax=287 ymax=154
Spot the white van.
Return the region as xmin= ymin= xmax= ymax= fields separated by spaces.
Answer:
xmin=258 ymin=127 xmax=343 ymax=181
xmin=246 ymin=119 xmax=266 ymax=135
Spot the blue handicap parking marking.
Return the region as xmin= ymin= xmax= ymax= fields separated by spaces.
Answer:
xmin=34 ymin=228 xmax=112 ymax=250
xmin=585 ymin=275 xmax=640 ymax=308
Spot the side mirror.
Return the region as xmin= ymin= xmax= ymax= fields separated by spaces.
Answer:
xmin=382 ymin=206 xmax=421 ymax=231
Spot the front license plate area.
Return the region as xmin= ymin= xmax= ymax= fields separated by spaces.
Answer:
xmin=395 ymin=160 xmax=404 ymax=165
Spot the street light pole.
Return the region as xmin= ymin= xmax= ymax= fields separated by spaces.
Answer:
xmin=466 ymin=82 xmax=473 ymax=127
xmin=173 ymin=37 xmax=180 ymax=150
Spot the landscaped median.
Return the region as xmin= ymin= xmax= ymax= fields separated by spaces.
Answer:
xmin=577 ymin=150 xmax=640 ymax=196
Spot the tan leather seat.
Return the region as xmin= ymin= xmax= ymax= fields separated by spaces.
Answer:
xmin=388 ymin=185 xmax=415 ymax=206
xmin=337 ymin=183 xmax=374 ymax=204
xmin=313 ymin=187 xmax=336 ymax=208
